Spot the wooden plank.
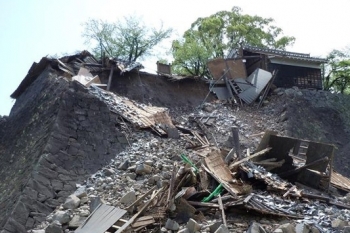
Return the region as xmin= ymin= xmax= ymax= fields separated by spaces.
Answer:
xmin=203 ymin=151 xmax=247 ymax=197
xmin=187 ymin=201 xmax=220 ymax=208
xmin=331 ymin=170 xmax=350 ymax=192
xmin=218 ymin=195 xmax=227 ymax=227
xmin=107 ymin=66 xmax=114 ymax=91
xmin=283 ymin=185 xmax=296 ymax=197
xmin=231 ymin=126 xmax=241 ymax=159
xmin=131 ymin=216 xmax=155 ymax=228
xmin=75 ymin=204 xmax=126 ymax=233
xmin=279 ymin=157 xmax=329 ymax=178
xmin=229 ymin=147 xmax=271 ymax=170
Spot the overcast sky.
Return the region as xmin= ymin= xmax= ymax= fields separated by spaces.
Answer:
xmin=0 ymin=0 xmax=349 ymax=116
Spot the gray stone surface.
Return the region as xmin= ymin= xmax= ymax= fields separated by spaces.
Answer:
xmin=45 ymin=220 xmax=62 ymax=233
xmin=214 ymin=224 xmax=229 ymax=233
xmin=120 ymin=191 xmax=136 ymax=205
xmin=135 ymin=164 xmax=152 ymax=175
xmin=62 ymin=195 xmax=80 ymax=210
xmin=165 ymin=219 xmax=180 ymax=231
xmin=247 ymin=222 xmax=266 ymax=233
xmin=52 ymin=211 xmax=71 ymax=224
xmin=186 ymin=218 xmax=200 ymax=233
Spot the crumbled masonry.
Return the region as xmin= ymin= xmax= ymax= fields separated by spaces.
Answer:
xmin=2 ymin=50 xmax=350 ymax=233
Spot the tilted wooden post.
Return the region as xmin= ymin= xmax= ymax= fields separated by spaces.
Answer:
xmin=107 ymin=65 xmax=114 ymax=91
xmin=232 ymin=126 xmax=241 ymax=159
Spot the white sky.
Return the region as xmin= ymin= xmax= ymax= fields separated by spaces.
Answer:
xmin=0 ymin=0 xmax=349 ymax=115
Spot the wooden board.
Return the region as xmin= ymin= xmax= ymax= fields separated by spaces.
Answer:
xmin=75 ymin=204 xmax=126 ymax=233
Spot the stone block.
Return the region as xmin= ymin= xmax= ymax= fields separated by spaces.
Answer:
xmin=62 ymin=195 xmax=80 ymax=210
xmin=52 ymin=210 xmax=71 ymax=224
xmin=277 ymin=223 xmax=296 ymax=233
xmin=214 ymin=224 xmax=229 ymax=233
xmin=165 ymin=219 xmax=180 ymax=231
xmin=247 ymin=222 xmax=266 ymax=233
xmin=120 ymin=191 xmax=136 ymax=205
xmin=135 ymin=164 xmax=152 ymax=175
xmin=331 ymin=218 xmax=347 ymax=229
xmin=45 ymin=220 xmax=63 ymax=233
xmin=68 ymin=215 xmax=86 ymax=228
xmin=186 ymin=218 xmax=201 ymax=233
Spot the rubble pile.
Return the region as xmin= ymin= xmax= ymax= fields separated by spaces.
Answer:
xmin=28 ymin=89 xmax=350 ymax=233
xmin=3 ymin=51 xmax=350 ymax=233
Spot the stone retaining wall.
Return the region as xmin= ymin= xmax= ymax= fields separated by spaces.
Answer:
xmin=0 ymin=68 xmax=128 ymax=233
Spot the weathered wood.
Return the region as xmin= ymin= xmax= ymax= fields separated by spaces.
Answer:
xmin=229 ymin=147 xmax=271 ymax=170
xmin=218 ymin=195 xmax=227 ymax=226
xmin=107 ymin=65 xmax=114 ymax=91
xmin=279 ymin=157 xmax=329 ymax=178
xmin=232 ymin=126 xmax=241 ymax=159
xmin=202 ymin=165 xmax=242 ymax=198
xmin=131 ymin=216 xmax=155 ymax=228
xmin=187 ymin=201 xmax=220 ymax=208
xmin=283 ymin=185 xmax=296 ymax=197
xmin=116 ymin=188 xmax=164 ymax=233
xmin=166 ymin=164 xmax=177 ymax=209
xmin=125 ymin=186 xmax=157 ymax=211
xmin=224 ymin=148 xmax=236 ymax=164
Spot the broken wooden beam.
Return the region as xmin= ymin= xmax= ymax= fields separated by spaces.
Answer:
xmin=279 ymin=157 xmax=329 ymax=178
xmin=283 ymin=185 xmax=296 ymax=198
xmin=229 ymin=147 xmax=271 ymax=170
xmin=232 ymin=126 xmax=241 ymax=159
xmin=107 ymin=65 xmax=114 ymax=91
xmin=125 ymin=186 xmax=157 ymax=212
xmin=187 ymin=201 xmax=220 ymax=208
xmin=116 ymin=188 xmax=164 ymax=233
xmin=218 ymin=194 xmax=227 ymax=227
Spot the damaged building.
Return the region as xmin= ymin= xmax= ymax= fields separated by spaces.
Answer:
xmin=207 ymin=46 xmax=327 ymax=106
xmin=1 ymin=50 xmax=350 ymax=233
xmin=232 ymin=46 xmax=327 ymax=90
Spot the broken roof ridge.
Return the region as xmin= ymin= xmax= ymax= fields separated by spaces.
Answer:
xmin=243 ymin=45 xmax=328 ymax=63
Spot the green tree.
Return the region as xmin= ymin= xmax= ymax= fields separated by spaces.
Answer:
xmin=172 ymin=7 xmax=295 ymax=76
xmin=82 ymin=16 xmax=172 ymax=62
xmin=323 ymin=48 xmax=350 ymax=93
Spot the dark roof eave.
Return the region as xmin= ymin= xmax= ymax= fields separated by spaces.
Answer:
xmin=10 ymin=57 xmax=51 ymax=99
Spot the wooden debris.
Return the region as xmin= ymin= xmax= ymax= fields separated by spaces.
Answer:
xmin=187 ymin=201 xmax=220 ymax=208
xmin=218 ymin=195 xmax=227 ymax=226
xmin=125 ymin=186 xmax=157 ymax=212
xmin=283 ymin=185 xmax=296 ymax=197
xmin=131 ymin=216 xmax=155 ymax=228
xmin=231 ymin=126 xmax=241 ymax=159
xmin=253 ymin=158 xmax=285 ymax=171
xmin=229 ymin=147 xmax=271 ymax=170
xmin=279 ymin=157 xmax=329 ymax=178
xmin=204 ymin=150 xmax=250 ymax=197
xmin=116 ymin=188 xmax=164 ymax=233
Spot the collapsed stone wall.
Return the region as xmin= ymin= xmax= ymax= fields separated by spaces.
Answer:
xmin=0 ymin=68 xmax=128 ymax=233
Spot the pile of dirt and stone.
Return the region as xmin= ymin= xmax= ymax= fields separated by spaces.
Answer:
xmin=2 ymin=51 xmax=350 ymax=233
xmin=25 ymin=84 xmax=350 ymax=233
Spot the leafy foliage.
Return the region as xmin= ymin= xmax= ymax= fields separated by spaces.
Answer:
xmin=172 ymin=7 xmax=295 ymax=76
xmin=323 ymin=48 xmax=350 ymax=94
xmin=82 ymin=16 xmax=172 ymax=62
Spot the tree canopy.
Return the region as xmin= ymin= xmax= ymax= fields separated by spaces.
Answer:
xmin=323 ymin=48 xmax=350 ymax=94
xmin=82 ymin=16 xmax=172 ymax=62
xmin=171 ymin=7 xmax=295 ymax=76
